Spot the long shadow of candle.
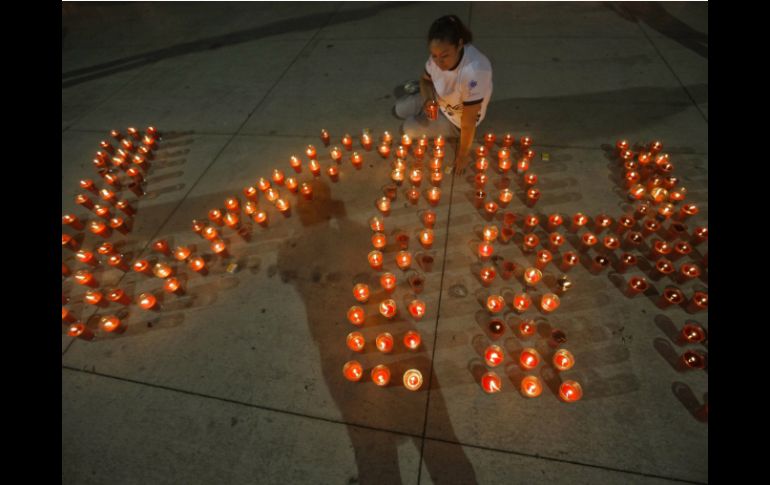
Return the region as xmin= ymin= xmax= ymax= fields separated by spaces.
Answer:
xmin=672 ymin=382 xmax=708 ymax=423
xmin=275 ymin=180 xmax=477 ymax=484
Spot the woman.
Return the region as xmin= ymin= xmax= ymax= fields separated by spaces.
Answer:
xmin=395 ymin=14 xmax=493 ymax=175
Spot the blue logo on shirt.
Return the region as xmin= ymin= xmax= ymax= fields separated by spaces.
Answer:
xmin=469 ymin=80 xmax=478 ymax=89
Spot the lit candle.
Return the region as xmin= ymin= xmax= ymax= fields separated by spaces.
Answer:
xmin=548 ymin=213 xmax=564 ymax=229
xmin=308 ymin=159 xmax=321 ymax=176
xmin=618 ymin=253 xmax=637 ymax=273
xmin=549 ymin=232 xmax=565 ymax=250
xmin=93 ymin=204 xmax=111 ymax=219
xmin=403 ymin=369 xmax=423 ymax=391
xmin=516 ymin=158 xmax=530 ymax=173
xmin=670 ymin=186 xmax=687 ymax=203
xmin=378 ymin=143 xmax=391 ymax=158
xmin=376 ymin=332 xmax=394 ymax=351
xmin=202 ymin=226 xmax=220 ymax=241
xmin=106 ymin=288 xmax=130 ymax=305
xmin=655 ymin=259 xmax=675 ymax=279
xmin=486 ymin=295 xmax=505 ymax=314
xmin=624 ymin=159 xmax=638 ymax=172
xmin=433 ymin=146 xmax=444 ymax=159
xmin=672 ymin=241 xmax=692 ymax=260
xmin=188 ymin=256 xmax=207 ymax=274
xmin=353 ymin=283 xmax=370 ymax=303
xmin=396 ymin=250 xmax=412 ymax=270
xmin=561 ymin=252 xmax=579 ymax=271
xmin=132 ymin=259 xmax=150 ymax=275
xmin=275 ymin=198 xmax=291 ymax=214
xmin=371 ymin=364 xmax=391 ymax=386
xmin=74 ymin=249 xmax=95 ymax=266
xmin=347 ymin=331 xmax=365 ymax=352
xmin=581 ymin=232 xmax=598 ymax=249
xmin=680 ymin=323 xmax=707 ymax=344
xmin=627 ymin=276 xmax=649 ymax=297
xmin=484 ymin=132 xmax=496 ymax=147
xmin=380 ymin=272 xmax=396 ymax=292
xmin=153 ymin=262 xmax=173 ymax=279
xmin=325 ymin=165 xmax=339 ymax=181
xmin=409 ymin=168 xmax=423 ymax=185
xmin=396 ymin=145 xmax=408 ymax=159
xmin=536 ymin=250 xmax=553 ymax=269
xmin=524 ymin=267 xmax=542 ymax=286
xmin=88 ymin=220 xmax=111 ymax=238
xmin=305 ymin=144 xmax=317 ymax=159
xmin=617 ymin=215 xmax=636 ymax=233
xmin=594 ymin=214 xmax=613 ymax=233
xmin=368 ymin=250 xmax=383 ymax=270
xmin=556 ymin=274 xmax=573 ymax=293
xmin=512 ymin=293 xmax=532 ymax=312
xmin=478 ymin=242 xmax=494 ymax=260
xmin=681 ymin=350 xmax=706 ymax=370
xmin=520 ymin=376 xmax=543 ymax=398
xmin=497 ymin=148 xmax=510 ymax=162
xmin=427 ymin=187 xmax=441 ymax=205
xmin=369 ymin=216 xmax=384 ymax=232
xmin=501 ymin=133 xmax=514 ymax=148
xmin=487 ymin=318 xmax=505 ymax=338
xmin=347 ymin=306 xmax=366 ymax=326
xmin=109 ymin=217 xmax=128 ymax=235
xmin=343 ymin=360 xmax=364 ymax=382
xmin=67 ymin=323 xmax=93 ymax=340
xmin=523 ymin=215 xmax=541 ymax=232
xmin=252 ymin=210 xmax=268 ymax=225
xmin=300 ymin=182 xmax=313 ymax=200
xmin=116 ymin=200 xmax=135 ymax=217
xmin=484 ymin=201 xmax=499 ymax=217
xmin=376 ymin=195 xmax=392 ymax=214
xmin=211 ymin=239 xmax=228 ymax=256
xmin=342 ymin=134 xmax=353 ymax=150
xmin=99 ymin=188 xmax=117 ymax=204
xmin=484 ymin=345 xmax=504 ymax=367
xmin=498 ymin=188 xmax=513 ymax=205
xmin=269 ymin=169 xmax=285 ymax=186
xmin=625 ymin=171 xmax=640 ymax=187
xmin=660 ymin=287 xmax=685 ymax=307
xmin=100 ymin=315 xmax=122 ymax=333
xmin=284 ymin=177 xmax=298 ymax=193
xmin=430 ymin=169 xmax=443 ymax=185
xmin=603 ymin=235 xmax=620 ymax=251
xmin=657 ymin=203 xmax=676 ymax=220
xmin=102 ymin=172 xmax=121 ymax=187
xmin=519 ymin=348 xmax=540 ymax=370
xmin=75 ymin=194 xmax=95 ymax=211
xmin=688 ymin=291 xmax=708 ymax=313
xmin=678 ymin=204 xmax=699 ymax=221
xmin=522 ymin=234 xmax=540 ymax=252
xmin=616 ymin=139 xmax=630 ymax=152
xmin=382 ymin=131 xmax=393 ymax=145
xmin=475 ymin=157 xmax=489 ymax=172
xmin=515 ymin=320 xmax=535 ymax=339
xmin=407 ymin=187 xmax=420 ymax=204
xmin=541 ymin=293 xmax=560 ymax=312
xmin=361 ymin=130 xmax=372 ymax=150
xmin=559 ymin=380 xmax=583 ymax=402
xmin=479 ymin=266 xmax=496 ymax=286
xmin=628 ymin=184 xmax=646 ymax=200
xmin=481 ymin=371 xmax=502 ymax=393
xmin=519 ymin=136 xmax=532 ymax=149
xmin=320 ymin=128 xmax=330 ymax=146
xmin=208 ymin=209 xmax=224 ymax=226
xmin=83 ymin=289 xmax=103 ymax=305
xmin=418 ymin=228 xmax=434 ymax=249
xmin=391 ymin=169 xmax=405 ymax=185
xmin=408 ymin=299 xmax=427 ymax=320
xmin=651 ymin=239 xmax=673 ymax=259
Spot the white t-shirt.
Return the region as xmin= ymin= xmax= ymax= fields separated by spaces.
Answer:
xmin=424 ymin=43 xmax=493 ymax=129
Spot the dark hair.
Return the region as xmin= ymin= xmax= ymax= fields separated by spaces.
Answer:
xmin=428 ymin=14 xmax=473 ymax=46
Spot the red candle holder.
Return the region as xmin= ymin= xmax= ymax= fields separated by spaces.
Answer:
xmin=130 ymin=259 xmax=150 ymax=275
xmin=475 ymin=157 xmax=489 ymax=172
xmin=432 ymin=146 xmax=445 ymax=159
xmin=483 ymin=132 xmax=497 ymax=147
xmin=522 ymin=233 xmax=540 ymax=252
xmin=617 ymin=253 xmax=637 ymax=273
xmin=486 ymin=295 xmax=505 ymax=314
xmin=361 ymin=131 xmax=373 ymax=151
xmin=692 ymin=226 xmax=708 ymax=245
xmin=535 ymin=250 xmax=553 ymax=269
xmin=74 ymin=249 xmax=96 ymax=266
xmin=625 ymin=231 xmax=644 ymax=248
xmin=396 ymin=250 xmax=412 ymax=270
xmin=500 ymin=260 xmax=516 ymax=280
xmin=592 ymin=255 xmax=610 ymax=273
xmin=396 ymin=145 xmax=408 ymax=159
xmin=106 ymin=254 xmax=130 ymax=273
xmin=540 ymin=293 xmax=560 ymax=312
xmin=375 ymin=273 xmax=395 ymax=295
xmin=616 ymin=215 xmax=636 ymax=234
xmin=616 ymin=139 xmax=629 ymax=152
xmin=651 ymin=239 xmax=673 ymax=259
xmin=500 ymin=133 xmax=514 ymax=148
xmin=484 ymin=345 xmax=504 ymax=367
xmin=100 ymin=188 xmax=118 ymax=204
xmin=341 ymin=134 xmax=353 ymax=150
xmin=79 ymin=178 xmax=98 ymax=193
xmin=519 ymin=348 xmax=540 ymax=370
xmin=484 ymin=201 xmax=499 ymax=217
xmin=106 ymin=288 xmax=130 ymax=306
xmin=367 ymin=249 xmax=384 ymax=270
xmin=368 ymin=216 xmax=384 ymax=233
xmin=353 ymin=283 xmax=370 ymax=303
xmin=347 ymin=331 xmax=366 ymax=352
xmin=602 ymin=235 xmax=620 ymax=251
xmin=188 ymin=256 xmax=207 ymax=275
xmin=378 ymin=143 xmax=391 ymax=158
xmin=212 ymin=239 xmax=229 ymax=256
xmin=307 ymin=159 xmax=321 ymax=177
xmin=483 ymin=318 xmax=504 ymax=338
xmin=553 ymin=349 xmax=575 ymax=371
xmin=526 ymin=188 xmax=541 ymax=207
xmin=376 ymin=332 xmax=394 ymax=352
xmin=677 ymin=204 xmax=699 ymax=221
xmin=422 ymin=210 xmax=436 ymax=228
xmin=84 ymin=290 xmax=103 ymax=306
xmin=648 ymin=140 xmax=663 ymax=154
xmin=305 ymin=144 xmax=317 ymax=160
xmin=572 ymin=213 xmax=589 ymax=231
xmin=679 ymin=323 xmax=707 ymax=345
xmin=498 ymin=188 xmax=513 ymax=205
xmin=516 ymin=158 xmax=530 ymax=173
xmin=103 ymin=172 xmax=122 ymax=188
xmin=201 ymin=226 xmax=220 ymax=241
xmin=432 ymin=135 xmax=445 ymax=148
xmin=109 ymin=217 xmax=129 ymax=235
xmin=407 ymin=187 xmax=420 ymax=204
xmin=371 ymin=364 xmax=391 ymax=386
xmin=376 ymin=196 xmax=391 ymax=214
xmin=75 ymin=194 xmax=95 ymax=211
xmin=523 ymin=267 xmax=542 ymax=286
xmin=153 ymin=262 xmax=173 ymax=279
xmin=67 ymin=323 xmax=94 ymax=340
xmin=657 ymin=203 xmax=676 ymax=220
xmin=654 ymin=258 xmax=675 ymax=280
xmin=418 ymin=229 xmax=434 ymax=249
xmin=347 ymin=306 xmax=366 ymax=326
xmin=497 ymin=147 xmax=510 ymax=162
xmin=561 ymin=252 xmax=579 ymax=271
xmin=680 ymin=350 xmax=706 ymax=370
xmin=326 ymin=165 xmax=340 ymax=181
xmin=243 ymin=201 xmax=259 ymax=217
xmin=476 ymin=265 xmax=496 ymax=286
xmin=548 ymin=213 xmax=564 ymax=229
xmin=391 ymin=169 xmax=405 ymax=185
xmin=520 ymin=375 xmax=543 ymax=398
xmin=624 ymin=171 xmax=640 ymax=188
xmin=624 ymin=159 xmax=638 ymax=172
xmin=519 ymin=136 xmax=532 ymax=149
xmin=343 ymin=361 xmax=364 ymax=382
xmin=672 ymin=241 xmax=693 ymax=260
xmin=524 ymin=215 xmax=542 ymax=233
xmin=642 ymin=218 xmax=662 ymax=237
xmin=523 ymin=148 xmax=536 ymax=161
xmin=481 ymin=371 xmax=502 ymax=394
xmin=481 ymin=225 xmax=498 ymax=243
xmin=626 ymin=276 xmax=649 ymax=297
xmin=300 ymin=182 xmax=314 ymax=201
xmin=628 ymin=184 xmax=646 ymax=201
xmin=500 ymin=227 xmax=514 ymax=244
xmin=320 ymin=128 xmax=330 ymax=146
xmin=688 ymin=291 xmax=708 ymax=313
xmin=99 ymin=315 xmax=122 ymax=333
xmin=408 ymin=299 xmax=427 ymax=320
xmin=431 ymin=170 xmax=443 ymax=187
xmin=413 ymin=145 xmax=426 ymax=161
xmin=559 ymin=380 xmax=583 ymax=402
xmin=93 ymin=204 xmax=112 ymax=220
xmin=669 ymin=186 xmax=687 ymax=203
xmin=274 ymin=197 xmax=291 ymax=215
xmin=426 ymin=187 xmax=441 ymax=205
xmin=62 ymin=263 xmax=71 ymax=277
xmin=660 ymin=287 xmax=685 ymax=308
xmin=88 ymin=220 xmax=111 ymax=238
xmin=516 ymin=319 xmax=535 ymax=339
xmin=478 ymin=242 xmax=494 ymax=260
xmin=523 ymin=173 xmax=538 ymax=187
xmin=512 ymin=293 xmax=532 ymax=313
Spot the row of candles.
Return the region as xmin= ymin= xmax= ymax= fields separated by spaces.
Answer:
xmin=342 ymin=131 xmax=456 ymax=391
xmin=463 ymin=135 xmax=583 ymax=402
xmin=63 ymin=127 xmax=162 ymax=338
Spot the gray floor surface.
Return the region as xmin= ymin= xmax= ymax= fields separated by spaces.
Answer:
xmin=62 ymin=2 xmax=708 ymax=484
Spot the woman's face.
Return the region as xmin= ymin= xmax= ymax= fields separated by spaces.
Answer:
xmin=429 ymin=39 xmax=463 ymax=71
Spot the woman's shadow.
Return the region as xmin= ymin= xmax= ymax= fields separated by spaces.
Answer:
xmin=276 ymin=179 xmax=477 ymax=484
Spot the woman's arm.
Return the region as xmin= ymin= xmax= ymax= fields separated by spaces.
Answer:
xmin=419 ymin=72 xmax=436 ymax=109
xmin=453 ymin=102 xmax=481 ymax=175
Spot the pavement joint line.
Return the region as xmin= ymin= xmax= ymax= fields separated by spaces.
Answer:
xmin=635 ymin=20 xmax=707 ymax=124
xmin=61 ymin=364 xmax=422 ymax=441
xmin=416 ymin=154 xmax=458 ymax=484
xmin=422 ymin=435 xmax=707 ymax=485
